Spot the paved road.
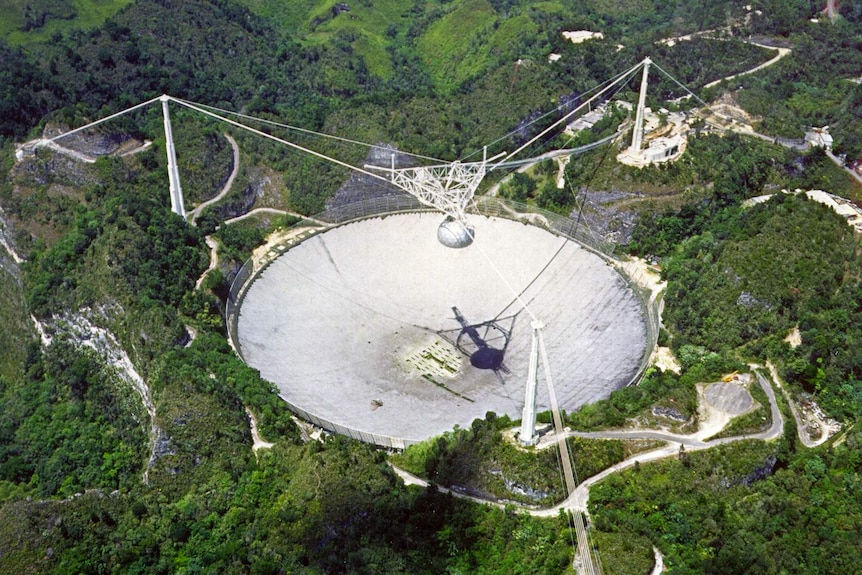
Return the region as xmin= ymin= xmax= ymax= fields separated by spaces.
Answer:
xmin=827 ymin=150 xmax=862 ymax=185
xmin=533 ymin=368 xmax=783 ymax=516
xmin=704 ymin=42 xmax=791 ymax=89
xmin=390 ymin=367 xmax=784 ymax=519
xmin=222 ymin=207 xmax=327 ymax=227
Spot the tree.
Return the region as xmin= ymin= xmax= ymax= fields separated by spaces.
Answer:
xmin=500 ymin=172 xmax=535 ymax=202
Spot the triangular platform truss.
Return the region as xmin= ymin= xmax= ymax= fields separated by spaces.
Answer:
xmin=367 ymin=148 xmax=503 ymax=226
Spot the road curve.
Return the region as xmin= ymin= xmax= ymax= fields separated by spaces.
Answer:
xmin=188 ymin=133 xmax=240 ymax=226
xmin=703 ymin=42 xmax=791 ymax=89
xmin=390 ymin=367 xmax=784 ymax=519
xmin=532 ymin=368 xmax=783 ymax=516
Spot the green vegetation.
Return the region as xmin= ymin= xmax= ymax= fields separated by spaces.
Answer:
xmin=418 ymin=0 xmax=498 ymax=92
xmin=170 ymin=117 xmax=234 ymax=205
xmin=589 ymin=433 xmax=862 ymax=574
xmin=0 ymin=339 xmax=147 ymax=499
xmin=0 ymin=264 xmax=30 ymax=380
xmin=656 ymin=192 xmax=862 ymax=420
xmin=735 ymin=18 xmax=862 ymax=157
xmin=1 ymin=0 xmax=862 ymax=573
xmin=0 ymin=441 xmax=577 ymax=573
xmin=392 ymin=412 xmax=662 ymax=506
xmin=0 ymin=0 xmax=134 ymax=46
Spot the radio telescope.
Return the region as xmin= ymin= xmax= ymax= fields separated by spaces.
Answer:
xmin=232 ymin=203 xmax=650 ymax=448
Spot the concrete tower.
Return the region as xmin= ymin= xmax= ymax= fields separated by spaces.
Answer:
xmin=519 ymin=320 xmax=544 ymax=445
xmin=630 ymin=57 xmax=651 ymax=154
xmin=161 ymin=95 xmax=186 ymax=219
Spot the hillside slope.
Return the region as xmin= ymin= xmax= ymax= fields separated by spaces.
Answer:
xmin=1 ymin=1 xmax=862 ymax=573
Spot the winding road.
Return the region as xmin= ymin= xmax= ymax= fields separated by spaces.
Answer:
xmin=703 ymin=41 xmax=791 ymax=89
xmin=391 ymin=367 xmax=785 ymax=516
xmin=188 ymin=133 xmax=240 ymax=226
xmin=534 ymin=369 xmax=783 ymax=516
xmin=388 ymin=368 xmax=789 ymax=573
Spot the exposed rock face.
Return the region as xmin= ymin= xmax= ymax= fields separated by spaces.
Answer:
xmin=652 ymin=405 xmax=687 ymax=422
xmin=12 ymin=148 xmax=99 ymax=187
xmin=0 ymin=206 xmax=24 ymax=271
xmin=42 ymin=127 xmax=132 ymax=157
xmin=503 ymin=478 xmax=551 ymax=502
xmin=740 ymin=455 xmax=778 ymax=487
xmin=38 ymin=308 xmax=166 ymax=484
xmin=573 ymin=189 xmax=643 ymax=245
xmin=737 ymin=291 xmax=772 ymax=309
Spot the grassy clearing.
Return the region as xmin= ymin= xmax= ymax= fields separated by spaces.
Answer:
xmin=590 ymin=0 xmax=652 ymax=18
xmin=351 ymin=28 xmax=393 ymax=78
xmin=0 ymin=0 xmax=133 ymax=45
xmin=236 ymin=0 xmax=322 ymax=34
xmin=307 ymin=0 xmax=408 ymax=39
xmin=487 ymin=14 xmax=538 ymax=59
xmin=418 ymin=0 xmax=497 ymax=92
xmin=240 ymin=0 xmax=406 ymax=79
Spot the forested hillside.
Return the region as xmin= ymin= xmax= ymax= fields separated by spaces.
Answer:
xmin=1 ymin=0 xmax=862 ymax=573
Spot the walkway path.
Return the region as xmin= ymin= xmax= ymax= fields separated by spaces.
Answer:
xmin=39 ymin=139 xmax=97 ymax=163
xmin=650 ymin=547 xmax=665 ymax=575
xmin=246 ymin=407 xmax=275 ymax=453
xmin=194 ymin=236 xmax=220 ymax=291
xmin=118 ymin=140 xmax=152 ymax=157
xmin=188 ymin=133 xmax=240 ymax=226
xmin=388 ymin=369 xmax=785 ymax=574
xmin=223 ymin=207 xmax=328 ymax=227
xmin=533 ymin=369 xmax=783 ymax=517
xmin=486 ymin=132 xmax=623 ymax=197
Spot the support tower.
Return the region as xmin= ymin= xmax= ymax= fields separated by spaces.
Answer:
xmin=161 ymin=95 xmax=186 ymax=219
xmin=629 ymin=57 xmax=651 ymax=155
xmin=519 ymin=321 xmax=544 ymax=445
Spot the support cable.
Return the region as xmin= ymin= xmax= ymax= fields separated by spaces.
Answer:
xmin=166 ymin=97 xmax=393 ymax=185
xmin=489 ymin=61 xmax=645 ymax=169
xmin=46 ymin=95 xmax=164 ymax=143
xmin=169 ymin=97 xmax=450 ymax=165
xmin=462 ymin=213 xmax=539 ymax=324
xmin=463 ymin=61 xmax=643 ymax=164
xmin=491 ymin=132 xmax=622 ymax=170
xmin=538 ymin=333 xmax=599 ymax=575
xmin=553 ymin=432 xmax=581 ymax=563
xmin=650 ymin=61 xmax=710 ymax=108
xmin=557 ymin=74 xmax=632 ymax=152
xmin=491 ymin=235 xmax=569 ymax=322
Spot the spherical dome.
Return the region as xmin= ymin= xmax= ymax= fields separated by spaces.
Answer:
xmin=437 ymin=218 xmax=474 ymax=248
